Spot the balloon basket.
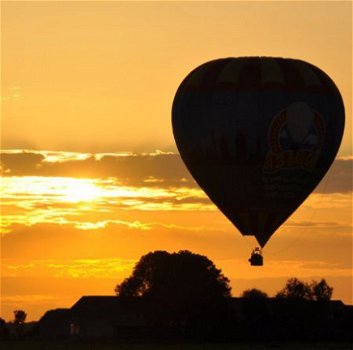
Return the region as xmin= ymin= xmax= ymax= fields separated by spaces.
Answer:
xmin=249 ymin=247 xmax=263 ymax=266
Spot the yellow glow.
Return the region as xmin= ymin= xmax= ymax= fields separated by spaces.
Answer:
xmin=60 ymin=180 xmax=103 ymax=203
xmin=0 ymin=175 xmax=212 ymax=233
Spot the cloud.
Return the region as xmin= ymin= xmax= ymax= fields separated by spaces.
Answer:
xmin=286 ymin=220 xmax=352 ymax=231
xmin=303 ymin=193 xmax=352 ymax=209
xmin=0 ymin=86 xmax=22 ymax=102
xmin=1 ymin=151 xmax=45 ymax=174
xmin=298 ymin=261 xmax=349 ymax=270
xmin=1 ymin=150 xmax=351 ymax=193
xmin=2 ymin=258 xmax=138 ymax=279
xmin=2 ymin=219 xmax=352 ymax=268
xmin=1 ymin=294 xmax=57 ymax=304
xmin=0 ymin=150 xmax=194 ymax=187
xmin=0 ymin=175 xmax=214 ymax=233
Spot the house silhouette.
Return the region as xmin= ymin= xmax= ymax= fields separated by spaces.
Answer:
xmin=38 ymin=296 xmax=353 ymax=341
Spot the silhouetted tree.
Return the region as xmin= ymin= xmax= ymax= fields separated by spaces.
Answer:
xmin=241 ymin=288 xmax=268 ymax=298
xmin=0 ymin=317 xmax=7 ymax=338
xmin=116 ymin=250 xmax=231 ymax=298
xmin=275 ymin=278 xmax=312 ymax=300
xmin=310 ymin=279 xmax=333 ymax=301
xmin=14 ymin=310 xmax=27 ymax=325
xmin=115 ymin=250 xmax=231 ymax=337
xmin=13 ymin=310 xmax=27 ymax=339
xmin=275 ymin=278 xmax=334 ymax=302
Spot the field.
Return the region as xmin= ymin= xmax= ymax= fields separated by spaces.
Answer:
xmin=0 ymin=341 xmax=352 ymax=350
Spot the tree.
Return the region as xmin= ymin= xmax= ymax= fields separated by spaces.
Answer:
xmin=241 ymin=288 xmax=268 ymax=299
xmin=13 ymin=310 xmax=27 ymax=339
xmin=116 ymin=250 xmax=231 ymax=299
xmin=115 ymin=250 xmax=232 ymax=333
xmin=13 ymin=310 xmax=27 ymax=325
xmin=275 ymin=278 xmax=334 ymax=301
xmin=0 ymin=317 xmax=8 ymax=337
xmin=310 ymin=279 xmax=333 ymax=301
xmin=275 ymin=278 xmax=312 ymax=300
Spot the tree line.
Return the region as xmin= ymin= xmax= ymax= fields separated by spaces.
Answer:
xmin=116 ymin=250 xmax=333 ymax=301
xmin=0 ymin=250 xmax=343 ymax=342
xmin=111 ymin=250 xmax=348 ymax=342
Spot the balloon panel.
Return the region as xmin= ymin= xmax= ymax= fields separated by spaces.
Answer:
xmin=172 ymin=57 xmax=344 ymax=247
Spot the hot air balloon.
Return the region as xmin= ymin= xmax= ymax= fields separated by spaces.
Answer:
xmin=172 ymin=57 xmax=345 ymax=265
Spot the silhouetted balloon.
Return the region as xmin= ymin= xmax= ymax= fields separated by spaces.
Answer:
xmin=172 ymin=57 xmax=344 ymax=247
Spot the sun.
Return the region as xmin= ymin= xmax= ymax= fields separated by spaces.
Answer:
xmin=60 ymin=179 xmax=104 ymax=203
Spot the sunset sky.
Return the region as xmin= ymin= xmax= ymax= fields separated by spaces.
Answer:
xmin=1 ymin=1 xmax=352 ymax=322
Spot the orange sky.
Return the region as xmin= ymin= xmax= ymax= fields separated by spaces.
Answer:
xmin=1 ymin=1 xmax=352 ymax=321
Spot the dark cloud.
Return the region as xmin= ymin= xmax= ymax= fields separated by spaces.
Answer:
xmin=0 ymin=151 xmax=194 ymax=187
xmin=1 ymin=152 xmax=45 ymax=173
xmin=1 ymin=151 xmax=351 ymax=192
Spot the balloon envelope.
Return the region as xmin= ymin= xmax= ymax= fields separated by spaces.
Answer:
xmin=172 ymin=57 xmax=344 ymax=247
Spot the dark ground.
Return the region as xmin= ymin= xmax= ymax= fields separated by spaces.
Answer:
xmin=0 ymin=340 xmax=352 ymax=350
